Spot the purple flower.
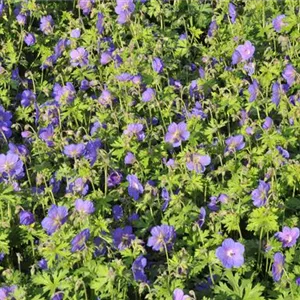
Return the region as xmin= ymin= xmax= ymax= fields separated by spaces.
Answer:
xmin=132 ymin=255 xmax=148 ymax=282
xmin=100 ymin=51 xmax=113 ymax=65
xmin=123 ymin=123 xmax=145 ymax=141
xmin=152 ymin=57 xmax=164 ymax=73
xmin=24 ymin=33 xmax=35 ymax=46
xmin=173 ymin=288 xmax=190 ymax=300
xmin=125 ymin=152 xmax=136 ymax=165
xmin=12 ymin=68 xmax=20 ymax=81
xmin=75 ymin=199 xmax=95 ymax=214
xmin=231 ymin=50 xmax=242 ymax=65
xmin=0 ymin=153 xmax=24 ymax=179
xmin=169 ymin=78 xmax=183 ymax=89
xmin=16 ymin=13 xmax=26 ymax=25
xmin=84 ymin=139 xmax=102 ymax=166
xmin=112 ymin=205 xmax=123 ymax=221
xmin=66 ymin=178 xmax=89 ymax=196
xmin=189 ymin=80 xmax=201 ymax=98
xmin=271 ymin=82 xmax=289 ymax=106
xmin=165 ymin=122 xmax=190 ymax=148
xmin=98 ymin=89 xmax=113 ymax=106
xmin=39 ymin=125 xmax=54 ymax=147
xmin=80 ymin=79 xmax=89 ymax=91
xmin=248 ymin=79 xmax=259 ymax=102
xmin=208 ymin=196 xmax=219 ymax=211
xmin=272 ymin=252 xmax=284 ymax=282
xmin=38 ymin=258 xmax=48 ymax=270
xmin=19 ymin=211 xmax=35 ymax=225
xmin=108 ymin=171 xmax=123 ymax=188
xmin=239 ymin=110 xmax=248 ymax=126
xmin=142 ymin=88 xmax=156 ymax=102
xmin=262 ymin=116 xmax=273 ymax=130
xmin=94 ymin=236 xmax=107 ymax=257
xmin=41 ymin=205 xmax=68 ymax=235
xmin=271 ymin=82 xmax=280 ymax=106
xmin=289 ymin=94 xmax=300 ymax=106
xmin=244 ymin=62 xmax=255 ymax=75
xmin=79 ymin=0 xmax=94 ymax=15
xmin=114 ymin=54 xmax=123 ymax=68
xmin=275 ymin=227 xmax=300 ymax=248
xmin=53 ymin=82 xmax=76 ymax=105
xmin=0 ymin=286 xmax=16 ymax=299
xmin=164 ymin=158 xmax=176 ymax=168
xmin=116 ymin=72 xmax=133 ymax=81
xmin=198 ymin=207 xmax=206 ymax=228
xmin=161 ymin=187 xmax=170 ymax=211
xmin=128 ymin=213 xmax=139 ymax=222
xmin=234 ymin=41 xmax=255 ymax=63
xmin=115 ymin=0 xmax=135 ymax=24
xmin=147 ymin=224 xmax=176 ymax=251
xmin=131 ymin=74 xmax=142 ymax=84
xmin=40 ymin=15 xmax=54 ymax=35
xmin=272 ymin=15 xmax=286 ymax=33
xmin=179 ymin=33 xmax=187 ymax=40
xmin=70 ymin=47 xmax=89 ymax=67
xmin=225 ymin=135 xmax=245 ymax=153
xmin=71 ymin=229 xmax=90 ymax=252
xmin=251 ymin=180 xmax=270 ymax=207
xmin=0 ymin=3 xmax=4 ymax=16
xmin=188 ymin=101 xmax=207 ymax=119
xmin=127 ymin=174 xmax=144 ymax=200
xmin=63 ymin=144 xmax=85 ymax=158
xmin=196 ymin=276 xmax=215 ymax=292
xmin=228 ymin=3 xmax=237 ymax=23
xmin=21 ymin=90 xmax=36 ymax=107
xmin=96 ymin=13 xmax=104 ymax=34
xmin=41 ymin=55 xmax=56 ymax=70
xmin=232 ymin=41 xmax=255 ymax=65
xmin=113 ymin=226 xmax=135 ymax=250
xmin=52 ymin=292 xmax=64 ymax=300
xmin=0 ymin=0 xmax=5 ymax=17
xmin=216 ymin=238 xmax=245 ymax=268
xmin=208 ymin=20 xmax=218 ymax=37
xmin=276 ymin=146 xmax=289 ymax=159
xmin=282 ymin=64 xmax=296 ymax=86
xmin=219 ymin=194 xmax=229 ymax=203
xmin=186 ymin=154 xmax=211 ymax=173
xmin=0 ymin=106 xmax=12 ymax=139
xmin=71 ymin=28 xmax=81 ymax=38
xmin=296 ymin=277 xmax=300 ymax=286
xmin=54 ymin=39 xmax=69 ymax=59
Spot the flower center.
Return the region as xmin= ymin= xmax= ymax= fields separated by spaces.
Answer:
xmin=286 ymin=234 xmax=293 ymax=243
xmin=173 ymin=129 xmax=181 ymax=140
xmin=122 ymin=3 xmax=129 ymax=10
xmin=4 ymin=162 xmax=13 ymax=172
xmin=229 ymin=142 xmax=237 ymax=150
xmin=227 ymin=249 xmax=235 ymax=257
xmin=71 ymin=150 xmax=78 ymax=157
xmin=132 ymin=181 xmax=139 ymax=190
xmin=53 ymin=216 xmax=61 ymax=226
xmin=157 ymin=233 xmax=165 ymax=244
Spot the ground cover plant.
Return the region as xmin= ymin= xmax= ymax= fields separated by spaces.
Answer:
xmin=0 ymin=0 xmax=299 ymax=299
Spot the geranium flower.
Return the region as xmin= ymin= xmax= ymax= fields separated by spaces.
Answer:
xmin=41 ymin=205 xmax=68 ymax=235
xmin=272 ymin=252 xmax=284 ymax=282
xmin=147 ymin=224 xmax=176 ymax=251
xmin=275 ymin=227 xmax=299 ymax=248
xmin=216 ymin=238 xmax=245 ymax=268
xmin=165 ymin=122 xmax=190 ymax=148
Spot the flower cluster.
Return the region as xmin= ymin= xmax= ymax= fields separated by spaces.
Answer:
xmin=0 ymin=0 xmax=299 ymax=299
